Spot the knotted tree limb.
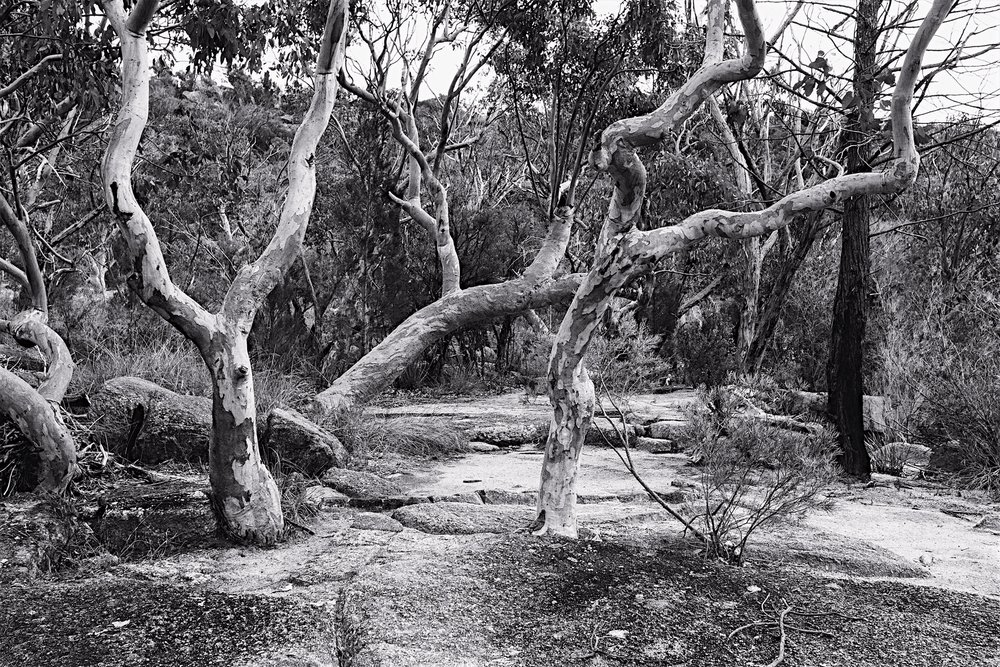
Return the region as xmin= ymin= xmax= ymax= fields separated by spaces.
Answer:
xmin=0 ymin=189 xmax=78 ymax=493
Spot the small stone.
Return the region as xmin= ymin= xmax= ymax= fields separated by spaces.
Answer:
xmin=468 ymin=441 xmax=501 ymax=453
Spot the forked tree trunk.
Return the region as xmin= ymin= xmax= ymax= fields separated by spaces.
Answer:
xmin=534 ymin=0 xmax=950 ymax=537
xmin=100 ymin=0 xmax=348 ymax=544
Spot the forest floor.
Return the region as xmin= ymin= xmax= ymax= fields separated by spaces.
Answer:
xmin=2 ymin=390 xmax=999 ymax=666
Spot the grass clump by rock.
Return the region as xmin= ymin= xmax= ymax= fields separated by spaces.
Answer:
xmin=324 ymin=411 xmax=470 ymax=460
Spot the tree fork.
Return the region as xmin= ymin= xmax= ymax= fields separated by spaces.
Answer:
xmin=100 ymin=0 xmax=349 ymax=543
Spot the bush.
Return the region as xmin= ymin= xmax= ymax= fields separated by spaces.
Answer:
xmin=680 ymin=387 xmax=839 ymax=564
xmin=672 ymin=305 xmax=735 ymax=388
xmin=916 ymin=357 xmax=1000 ymax=497
xmin=586 ymin=316 xmax=671 ymax=394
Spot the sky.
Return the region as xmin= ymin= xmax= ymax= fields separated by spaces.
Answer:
xmin=364 ymin=0 xmax=1000 ymax=122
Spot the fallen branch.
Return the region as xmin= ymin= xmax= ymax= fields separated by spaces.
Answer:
xmin=765 ymin=605 xmax=791 ymax=667
xmin=728 ymin=602 xmax=858 ymax=666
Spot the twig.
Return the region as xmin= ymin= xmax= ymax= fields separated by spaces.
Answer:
xmin=765 ymin=605 xmax=792 ymax=667
xmin=596 ymin=384 xmax=708 ymax=544
xmin=286 ymin=517 xmax=316 ymax=535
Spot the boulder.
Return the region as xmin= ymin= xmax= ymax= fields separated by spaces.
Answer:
xmin=431 ymin=493 xmax=483 ymax=505
xmin=480 ymin=489 xmax=537 ymax=505
xmin=87 ymin=376 xmax=212 ymax=463
xmin=96 ymin=481 xmax=221 ymax=559
xmin=392 ymin=502 xmax=535 ymax=534
xmin=0 ymin=496 xmax=79 ymax=580
xmin=464 ymin=423 xmax=546 ymax=446
xmin=321 ymin=468 xmax=403 ymax=499
xmin=0 ymin=343 xmax=46 ymax=373
xmin=783 ymin=391 xmax=892 ymax=433
xmin=634 ymin=436 xmax=680 ymax=454
xmin=585 ymin=419 xmax=639 ymax=448
xmin=468 ymin=441 xmax=501 ymax=453
xmin=262 ymin=408 xmax=349 ymax=476
xmin=647 ymin=420 xmax=687 ymax=440
xmin=870 ymin=441 xmax=932 ymax=474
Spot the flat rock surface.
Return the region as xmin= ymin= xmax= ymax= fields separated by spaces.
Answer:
xmin=370 ymin=391 xmax=696 ymax=436
xmin=393 ymin=445 xmax=690 ymax=500
xmin=392 ymin=503 xmax=535 ymax=534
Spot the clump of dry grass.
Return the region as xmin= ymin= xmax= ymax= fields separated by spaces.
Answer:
xmin=324 ymin=411 xmax=469 ymax=460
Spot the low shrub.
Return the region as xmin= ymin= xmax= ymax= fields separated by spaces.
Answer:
xmin=680 ymin=387 xmax=839 ymax=564
xmin=916 ymin=357 xmax=1000 ymax=497
xmin=323 ymin=411 xmax=469 ymax=461
xmin=586 ymin=316 xmax=671 ymax=394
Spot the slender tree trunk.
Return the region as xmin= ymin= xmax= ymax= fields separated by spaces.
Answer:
xmin=745 ymin=212 xmax=824 ymax=373
xmin=827 ymin=0 xmax=881 ymax=479
xmin=202 ymin=329 xmax=283 ymax=543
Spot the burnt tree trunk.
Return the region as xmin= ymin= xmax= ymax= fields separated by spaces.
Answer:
xmin=827 ymin=0 xmax=881 ymax=479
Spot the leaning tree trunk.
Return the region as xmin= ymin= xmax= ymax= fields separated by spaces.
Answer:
xmin=0 ymin=369 xmax=76 ymax=493
xmin=534 ymin=0 xmax=950 ymax=537
xmin=827 ymin=0 xmax=882 ymax=479
xmin=313 ymin=205 xmax=581 ymax=414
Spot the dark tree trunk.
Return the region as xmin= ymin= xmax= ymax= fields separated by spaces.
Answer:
xmin=745 ymin=212 xmax=824 ymax=374
xmin=827 ymin=0 xmax=881 ymax=479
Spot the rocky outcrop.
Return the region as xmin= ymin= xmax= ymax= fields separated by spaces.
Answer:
xmin=261 ymin=408 xmax=350 ymax=476
xmin=321 ymin=468 xmax=403 ymax=499
xmin=87 ymin=376 xmax=212 ymax=463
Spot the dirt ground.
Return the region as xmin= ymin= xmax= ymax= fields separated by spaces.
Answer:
xmin=2 ymin=391 xmax=999 ymax=666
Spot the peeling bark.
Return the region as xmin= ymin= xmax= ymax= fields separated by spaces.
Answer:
xmin=534 ymin=0 xmax=952 ymax=537
xmin=100 ymin=0 xmax=349 ymax=544
xmin=0 ymin=368 xmax=76 ymax=493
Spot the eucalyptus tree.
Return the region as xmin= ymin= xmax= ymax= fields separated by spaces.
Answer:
xmin=100 ymin=0 xmax=348 ymax=544
xmin=533 ymin=0 xmax=954 ymax=537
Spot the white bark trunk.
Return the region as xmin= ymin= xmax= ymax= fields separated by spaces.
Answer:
xmin=536 ymin=0 xmax=951 ymax=538
xmin=100 ymin=0 xmax=349 ymax=544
